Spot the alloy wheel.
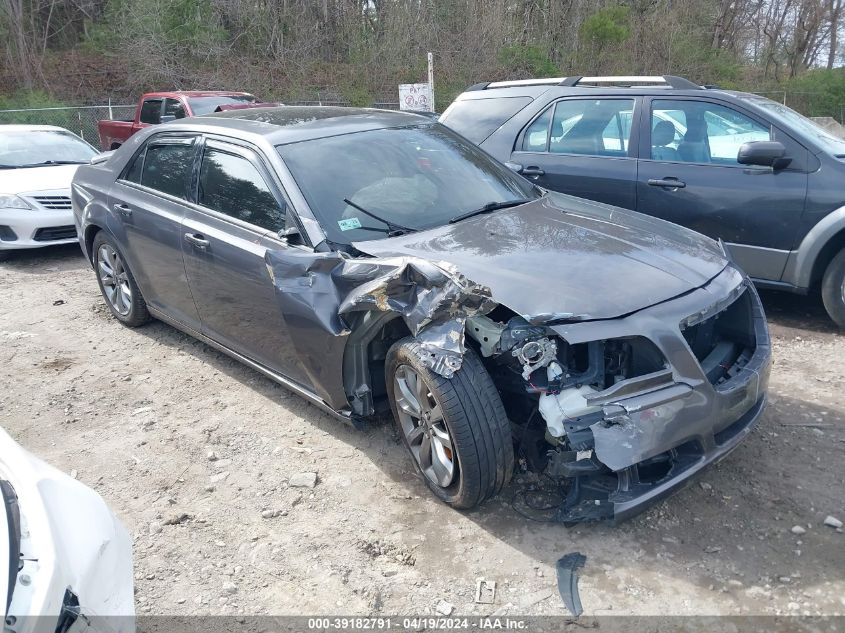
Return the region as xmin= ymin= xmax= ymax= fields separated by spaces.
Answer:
xmin=393 ymin=364 xmax=456 ymax=487
xmin=98 ymin=243 xmax=132 ymax=316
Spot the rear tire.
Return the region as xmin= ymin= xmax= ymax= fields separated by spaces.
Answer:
xmin=92 ymin=232 xmax=150 ymax=327
xmin=821 ymin=248 xmax=845 ymax=329
xmin=386 ymin=338 xmax=513 ymax=509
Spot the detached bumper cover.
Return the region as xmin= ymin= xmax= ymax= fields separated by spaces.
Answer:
xmin=552 ymin=265 xmax=771 ymax=522
xmin=0 ymin=427 xmax=134 ymax=633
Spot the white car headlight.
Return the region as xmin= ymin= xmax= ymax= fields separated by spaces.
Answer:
xmin=0 ymin=194 xmax=33 ymax=210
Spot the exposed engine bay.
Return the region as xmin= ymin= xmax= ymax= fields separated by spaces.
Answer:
xmin=462 ymin=282 xmax=760 ymax=523
xmin=260 ymin=237 xmax=767 ymax=524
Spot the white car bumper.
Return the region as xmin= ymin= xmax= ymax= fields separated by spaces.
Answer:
xmin=0 ymin=190 xmax=77 ymax=251
xmin=0 ymin=427 xmax=134 ymax=633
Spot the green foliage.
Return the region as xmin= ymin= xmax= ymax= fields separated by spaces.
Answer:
xmin=340 ymin=83 xmax=374 ymax=107
xmin=581 ymin=6 xmax=630 ymax=46
xmin=85 ymin=0 xmax=227 ymax=57
xmin=786 ymin=68 xmax=845 ymax=118
xmin=668 ymin=33 xmax=743 ymax=87
xmin=0 ymin=91 xmax=84 ymax=139
xmin=0 ymin=90 xmax=67 ymax=110
xmin=498 ymin=45 xmax=558 ymax=77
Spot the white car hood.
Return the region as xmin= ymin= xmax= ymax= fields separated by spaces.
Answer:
xmin=0 ymin=164 xmax=80 ymax=195
xmin=0 ymin=427 xmax=134 ymax=632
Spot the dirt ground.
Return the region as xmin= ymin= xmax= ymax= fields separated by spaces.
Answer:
xmin=1 ymin=244 xmax=843 ymax=617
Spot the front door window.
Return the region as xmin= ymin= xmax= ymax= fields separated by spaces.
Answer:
xmin=650 ymin=100 xmax=771 ymax=165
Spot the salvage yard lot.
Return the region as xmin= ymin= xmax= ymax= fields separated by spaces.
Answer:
xmin=1 ymin=245 xmax=843 ymax=616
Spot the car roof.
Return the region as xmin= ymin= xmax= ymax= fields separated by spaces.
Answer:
xmin=0 ymin=124 xmax=72 ymax=133
xmin=171 ymin=106 xmax=434 ymax=144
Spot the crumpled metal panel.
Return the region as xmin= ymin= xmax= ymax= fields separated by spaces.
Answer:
xmin=337 ymin=257 xmax=495 ymax=377
xmin=264 ymin=250 xmax=495 ymax=381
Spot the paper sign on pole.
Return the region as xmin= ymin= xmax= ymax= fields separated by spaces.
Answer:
xmin=399 ymin=83 xmax=433 ymax=112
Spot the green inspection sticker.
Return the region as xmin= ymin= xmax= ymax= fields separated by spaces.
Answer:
xmin=338 ymin=217 xmax=363 ymax=231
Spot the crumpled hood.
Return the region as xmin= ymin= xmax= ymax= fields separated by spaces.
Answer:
xmin=354 ymin=193 xmax=728 ymax=321
xmin=0 ymin=164 xmax=79 ymax=195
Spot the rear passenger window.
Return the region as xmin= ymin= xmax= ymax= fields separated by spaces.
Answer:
xmin=140 ymin=142 xmax=194 ymax=199
xmin=139 ymin=99 xmax=162 ymax=124
xmin=198 ymin=148 xmax=285 ymax=232
xmin=549 ymin=99 xmax=635 ymax=157
xmin=123 ymin=150 xmax=144 ymax=184
xmin=440 ymin=97 xmax=532 ymax=144
xmin=521 ymin=107 xmax=552 ymax=152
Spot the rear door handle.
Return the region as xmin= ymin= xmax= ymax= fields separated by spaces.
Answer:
xmin=113 ymin=203 xmax=132 ymax=217
xmin=648 ymin=178 xmax=686 ymax=189
xmin=184 ymin=233 xmax=210 ymax=250
xmin=521 ymin=166 xmax=545 ymax=177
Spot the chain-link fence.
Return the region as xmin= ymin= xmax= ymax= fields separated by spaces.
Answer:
xmin=0 ymin=105 xmax=135 ymax=146
xmin=0 ymin=100 xmax=403 ymax=148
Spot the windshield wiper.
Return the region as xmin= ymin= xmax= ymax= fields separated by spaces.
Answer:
xmin=448 ymin=198 xmax=534 ymax=224
xmin=342 ymin=198 xmax=418 ymax=236
xmin=14 ymin=160 xmax=89 ymax=168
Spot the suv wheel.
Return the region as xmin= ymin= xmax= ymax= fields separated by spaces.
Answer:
xmin=93 ymin=232 xmax=150 ymax=327
xmin=386 ymin=338 xmax=513 ymax=509
xmin=822 ymin=248 xmax=845 ymax=329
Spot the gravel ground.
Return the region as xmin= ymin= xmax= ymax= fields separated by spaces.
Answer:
xmin=1 ymin=244 xmax=843 ymax=617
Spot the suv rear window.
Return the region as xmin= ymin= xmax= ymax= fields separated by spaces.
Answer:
xmin=440 ymin=96 xmax=532 ymax=143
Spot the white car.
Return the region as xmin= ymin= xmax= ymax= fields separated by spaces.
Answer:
xmin=0 ymin=125 xmax=98 ymax=260
xmin=1 ymin=427 xmax=134 ymax=633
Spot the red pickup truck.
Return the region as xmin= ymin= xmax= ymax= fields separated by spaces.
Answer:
xmin=97 ymin=91 xmax=257 ymax=150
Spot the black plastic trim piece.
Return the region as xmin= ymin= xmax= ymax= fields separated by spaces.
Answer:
xmin=1 ymin=479 xmax=21 ymax=614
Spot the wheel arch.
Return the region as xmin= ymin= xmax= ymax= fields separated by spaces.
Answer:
xmin=810 ymin=228 xmax=845 ymax=289
xmin=342 ymin=311 xmax=412 ymax=417
xmin=83 ymin=224 xmax=104 ymax=264
xmin=782 ymin=205 xmax=845 ymax=289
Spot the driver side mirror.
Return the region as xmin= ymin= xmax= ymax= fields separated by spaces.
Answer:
xmin=277 ymin=217 xmax=304 ymax=245
xmin=278 ymin=225 xmax=300 ymax=239
xmin=737 ymin=141 xmax=791 ymax=169
xmin=504 ymin=161 xmax=524 ymax=174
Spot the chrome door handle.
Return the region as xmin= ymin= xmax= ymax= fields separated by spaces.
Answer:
xmin=521 ymin=166 xmax=545 ymax=177
xmin=648 ymin=178 xmax=686 ymax=189
xmin=113 ymin=203 xmax=132 ymax=217
xmin=184 ymin=233 xmax=210 ymax=250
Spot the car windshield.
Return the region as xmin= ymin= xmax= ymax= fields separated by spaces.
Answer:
xmin=188 ymin=95 xmax=257 ymax=115
xmin=0 ymin=130 xmax=97 ymax=168
xmin=277 ymin=124 xmax=539 ymax=245
xmin=741 ymin=95 xmax=845 ymax=155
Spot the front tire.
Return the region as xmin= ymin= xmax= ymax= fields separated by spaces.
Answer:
xmin=821 ymin=248 xmax=845 ymax=329
xmin=386 ymin=338 xmax=513 ymax=509
xmin=92 ymin=232 xmax=150 ymax=327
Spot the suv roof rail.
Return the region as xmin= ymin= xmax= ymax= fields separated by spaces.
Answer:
xmin=467 ymin=78 xmax=567 ymax=91
xmin=467 ymin=75 xmax=702 ymax=91
xmin=563 ymin=75 xmax=702 ymax=89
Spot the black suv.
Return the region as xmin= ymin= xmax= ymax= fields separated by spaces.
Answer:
xmin=440 ymin=75 xmax=845 ymax=327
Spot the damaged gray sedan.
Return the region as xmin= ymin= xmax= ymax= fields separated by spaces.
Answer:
xmin=71 ymin=107 xmax=771 ymax=523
